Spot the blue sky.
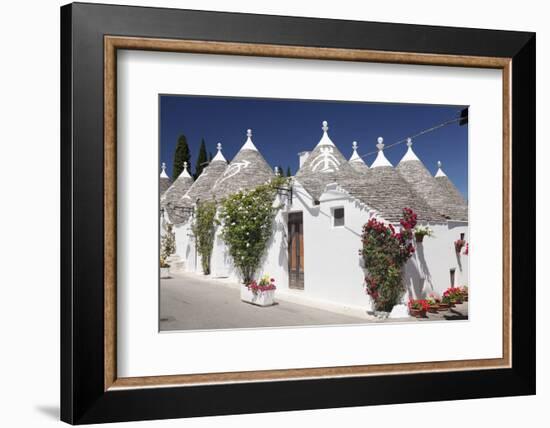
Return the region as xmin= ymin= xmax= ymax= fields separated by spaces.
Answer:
xmin=160 ymin=95 xmax=468 ymax=199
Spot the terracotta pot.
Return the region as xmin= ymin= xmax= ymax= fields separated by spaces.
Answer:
xmin=438 ymin=303 xmax=450 ymax=311
xmin=409 ymin=308 xmax=427 ymax=318
xmin=428 ymin=305 xmax=439 ymax=313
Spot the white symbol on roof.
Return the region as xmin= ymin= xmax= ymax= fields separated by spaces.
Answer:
xmin=310 ymin=146 xmax=340 ymax=173
xmin=218 ymin=160 xmax=251 ymax=183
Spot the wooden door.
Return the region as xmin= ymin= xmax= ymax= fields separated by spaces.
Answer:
xmin=288 ymin=212 xmax=304 ymax=289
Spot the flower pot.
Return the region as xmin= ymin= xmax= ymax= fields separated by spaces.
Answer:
xmin=437 ymin=303 xmax=450 ymax=311
xmin=160 ymin=267 xmax=170 ymax=279
xmin=415 ymin=234 xmax=424 ymax=243
xmin=428 ymin=305 xmax=439 ymax=313
xmin=241 ymin=285 xmax=275 ymax=307
xmin=409 ymin=308 xmax=426 ymax=318
xmin=454 ymin=299 xmax=463 ymax=305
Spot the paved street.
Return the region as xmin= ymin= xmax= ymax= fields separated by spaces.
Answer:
xmin=160 ymin=271 xmax=468 ymax=331
xmin=160 ymin=272 xmax=370 ymax=331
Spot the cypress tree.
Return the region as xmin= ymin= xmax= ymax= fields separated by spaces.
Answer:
xmin=277 ymin=165 xmax=284 ymax=176
xmin=195 ymin=139 xmax=208 ymax=179
xmin=286 ymin=166 xmax=292 ymax=177
xmin=173 ymin=134 xmax=191 ymax=179
xmin=208 ymin=151 xmax=213 ymax=162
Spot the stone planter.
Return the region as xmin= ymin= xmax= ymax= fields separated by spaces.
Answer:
xmin=160 ymin=267 xmax=170 ymax=279
xmin=374 ymin=310 xmax=390 ymax=319
xmin=240 ymin=285 xmax=275 ymax=307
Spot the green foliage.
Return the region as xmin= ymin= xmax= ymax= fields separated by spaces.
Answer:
xmin=220 ymin=177 xmax=287 ymax=284
xmin=194 ymin=139 xmax=208 ymax=179
xmin=160 ymin=223 xmax=176 ymax=266
xmin=361 ymin=208 xmax=417 ymax=312
xmin=286 ymin=166 xmax=292 ymax=177
xmin=191 ymin=200 xmax=218 ymax=275
xmin=173 ymin=134 xmax=191 ymax=180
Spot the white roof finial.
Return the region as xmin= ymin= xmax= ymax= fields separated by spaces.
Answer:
xmin=371 ymin=136 xmax=393 ymax=168
xmin=399 ymin=137 xmax=420 ymax=163
xmin=160 ymin=162 xmax=169 ymax=178
xmin=435 ymin=160 xmax=447 ymax=177
xmin=179 ymin=160 xmax=192 ymax=178
xmin=211 ymin=142 xmax=227 ymax=162
xmin=316 ymin=120 xmax=335 ymax=147
xmin=349 ymin=141 xmax=365 ymax=165
xmin=241 ymin=128 xmax=258 ymax=151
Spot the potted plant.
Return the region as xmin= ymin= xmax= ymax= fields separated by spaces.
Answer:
xmin=160 ymin=256 xmax=170 ymax=279
xmin=408 ymin=299 xmax=429 ymax=318
xmin=443 ymin=287 xmax=463 ymax=305
xmin=241 ymin=274 xmax=276 ymax=307
xmin=414 ymin=226 xmax=433 ymax=243
xmin=438 ymin=295 xmax=451 ymax=311
xmin=426 ymin=293 xmax=440 ymax=313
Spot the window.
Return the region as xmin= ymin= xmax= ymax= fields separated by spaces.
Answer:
xmin=333 ymin=207 xmax=345 ymax=227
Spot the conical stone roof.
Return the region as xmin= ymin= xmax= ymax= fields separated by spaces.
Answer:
xmin=161 ymin=161 xmax=194 ymax=209
xmin=159 ymin=162 xmax=172 ymax=196
xmin=348 ymin=141 xmax=369 ymax=175
xmin=396 ymin=139 xmax=464 ymax=220
xmin=211 ymin=129 xmax=275 ymax=200
xmin=295 ymin=121 xmax=361 ymax=200
xmin=344 ymin=138 xmax=443 ymax=223
xmin=167 ymin=144 xmax=228 ymax=224
xmin=434 ymin=161 xmax=468 ymax=221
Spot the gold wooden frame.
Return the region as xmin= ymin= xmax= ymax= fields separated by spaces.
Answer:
xmin=104 ymin=36 xmax=512 ymax=391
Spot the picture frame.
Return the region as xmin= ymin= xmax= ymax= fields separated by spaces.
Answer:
xmin=60 ymin=2 xmax=535 ymax=424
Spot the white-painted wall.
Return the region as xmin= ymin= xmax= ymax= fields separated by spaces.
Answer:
xmin=173 ymin=181 xmax=469 ymax=310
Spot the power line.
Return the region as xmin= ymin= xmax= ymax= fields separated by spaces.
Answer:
xmin=359 ymin=111 xmax=467 ymax=159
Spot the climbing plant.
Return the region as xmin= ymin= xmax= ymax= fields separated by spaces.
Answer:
xmin=360 ymin=208 xmax=417 ymax=312
xmin=220 ymin=177 xmax=287 ymax=284
xmin=192 ymin=200 xmax=218 ymax=275
xmin=160 ymin=222 xmax=176 ymax=266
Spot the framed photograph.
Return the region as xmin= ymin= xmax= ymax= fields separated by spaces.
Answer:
xmin=61 ymin=2 xmax=535 ymax=424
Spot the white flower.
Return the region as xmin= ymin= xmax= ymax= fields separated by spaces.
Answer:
xmin=246 ymin=243 xmax=250 ymax=247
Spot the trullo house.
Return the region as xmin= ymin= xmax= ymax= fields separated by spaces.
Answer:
xmin=163 ymin=122 xmax=469 ymax=314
